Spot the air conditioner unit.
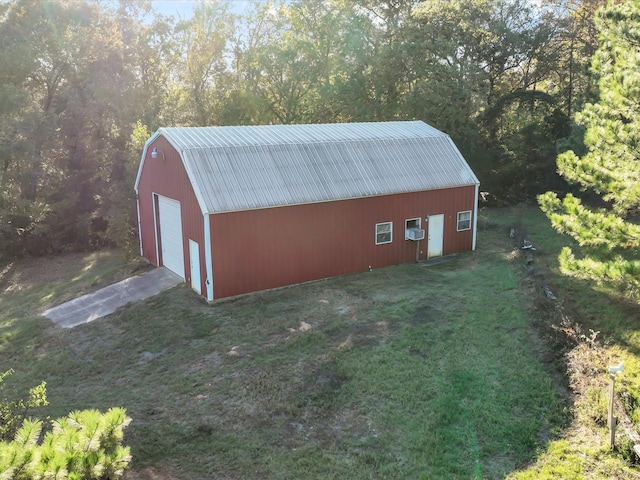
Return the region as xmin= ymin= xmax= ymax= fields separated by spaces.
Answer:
xmin=406 ymin=228 xmax=425 ymax=241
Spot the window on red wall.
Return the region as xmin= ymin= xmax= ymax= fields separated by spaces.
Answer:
xmin=375 ymin=222 xmax=392 ymax=244
xmin=457 ymin=211 xmax=472 ymax=231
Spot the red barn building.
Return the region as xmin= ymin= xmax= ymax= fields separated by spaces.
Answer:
xmin=134 ymin=121 xmax=479 ymax=301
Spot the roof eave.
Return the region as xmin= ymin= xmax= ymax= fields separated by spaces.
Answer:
xmin=133 ymin=130 xmax=163 ymax=194
xmin=135 ymin=129 xmax=211 ymax=217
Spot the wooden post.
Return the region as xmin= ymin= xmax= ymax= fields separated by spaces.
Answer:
xmin=607 ymin=363 xmax=624 ymax=449
xmin=608 ymin=374 xmax=616 ymax=449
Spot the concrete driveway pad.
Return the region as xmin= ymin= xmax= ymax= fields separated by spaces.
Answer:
xmin=42 ymin=267 xmax=182 ymax=328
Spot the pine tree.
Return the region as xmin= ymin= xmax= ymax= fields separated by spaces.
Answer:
xmin=538 ymin=0 xmax=640 ymax=299
xmin=0 ymin=408 xmax=131 ymax=480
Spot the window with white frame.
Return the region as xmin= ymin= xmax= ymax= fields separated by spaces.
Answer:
xmin=457 ymin=211 xmax=472 ymax=231
xmin=405 ymin=218 xmax=421 ymax=239
xmin=375 ymin=222 xmax=393 ymax=245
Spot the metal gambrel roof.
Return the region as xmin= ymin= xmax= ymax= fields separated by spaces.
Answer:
xmin=136 ymin=121 xmax=479 ymax=215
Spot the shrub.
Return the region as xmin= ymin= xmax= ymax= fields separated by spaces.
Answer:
xmin=0 ymin=369 xmax=47 ymax=441
xmin=0 ymin=370 xmax=131 ymax=479
xmin=0 ymin=408 xmax=132 ymax=480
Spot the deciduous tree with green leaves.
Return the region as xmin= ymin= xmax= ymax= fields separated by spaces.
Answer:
xmin=539 ymin=0 xmax=640 ymax=299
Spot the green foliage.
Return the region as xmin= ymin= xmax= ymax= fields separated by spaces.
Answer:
xmin=0 ymin=408 xmax=132 ymax=480
xmin=0 ymin=0 xmax=605 ymax=257
xmin=129 ymin=121 xmax=151 ymax=153
xmin=412 ymin=0 xmax=577 ymax=201
xmin=0 ymin=0 xmax=166 ymax=257
xmin=483 ymin=91 xmax=571 ymax=200
xmin=539 ymin=0 xmax=640 ymax=300
xmin=0 ymin=370 xmax=130 ymax=479
xmin=0 ymin=370 xmax=48 ymax=442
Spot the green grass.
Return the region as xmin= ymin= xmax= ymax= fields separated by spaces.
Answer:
xmin=1 ymin=207 xmax=638 ymax=478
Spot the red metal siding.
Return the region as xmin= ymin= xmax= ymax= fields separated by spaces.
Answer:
xmin=137 ymin=137 xmax=206 ymax=294
xmin=209 ymin=186 xmax=476 ymax=299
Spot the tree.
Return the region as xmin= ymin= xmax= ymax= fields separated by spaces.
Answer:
xmin=539 ymin=0 xmax=640 ymax=299
xmin=408 ymin=0 xmax=487 ymax=135
xmin=235 ymin=0 xmax=359 ymax=124
xmin=410 ymin=0 xmax=569 ymax=200
xmin=0 ymin=408 xmax=132 ymax=480
xmin=0 ymin=0 xmax=75 ymax=257
xmin=0 ymin=0 xmax=170 ymax=258
xmin=479 ymin=87 xmax=572 ymax=199
xmin=0 ymin=369 xmax=131 ymax=479
xmin=0 ymin=0 xmax=609 ymax=259
xmin=169 ymin=2 xmax=236 ymax=126
xmin=543 ymin=0 xmax=605 ymax=118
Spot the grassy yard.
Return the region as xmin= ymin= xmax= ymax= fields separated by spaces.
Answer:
xmin=0 ymin=207 xmax=638 ymax=479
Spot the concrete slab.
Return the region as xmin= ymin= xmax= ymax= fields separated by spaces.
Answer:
xmin=42 ymin=267 xmax=183 ymax=328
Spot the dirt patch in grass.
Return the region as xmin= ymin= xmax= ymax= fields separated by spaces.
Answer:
xmin=336 ymin=321 xmax=392 ymax=349
xmin=411 ymin=305 xmax=440 ymax=324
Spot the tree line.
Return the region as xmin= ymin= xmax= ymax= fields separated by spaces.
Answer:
xmin=0 ymin=0 xmax=605 ymax=260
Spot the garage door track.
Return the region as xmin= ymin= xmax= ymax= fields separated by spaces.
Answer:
xmin=42 ymin=267 xmax=182 ymax=328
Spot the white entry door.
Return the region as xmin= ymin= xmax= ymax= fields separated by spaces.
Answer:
xmin=157 ymin=195 xmax=185 ymax=278
xmin=189 ymin=239 xmax=201 ymax=294
xmin=427 ymin=214 xmax=444 ymax=258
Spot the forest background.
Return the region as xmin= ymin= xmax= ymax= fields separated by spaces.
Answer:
xmin=0 ymin=0 xmax=602 ymax=260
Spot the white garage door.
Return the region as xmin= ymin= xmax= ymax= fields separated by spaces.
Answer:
xmin=157 ymin=195 xmax=185 ymax=279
